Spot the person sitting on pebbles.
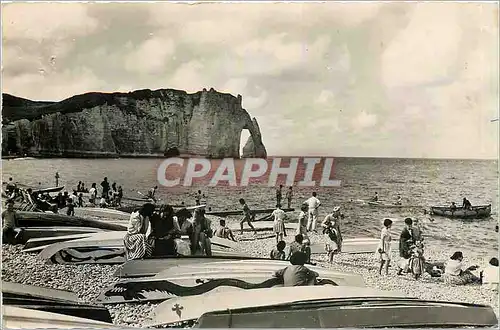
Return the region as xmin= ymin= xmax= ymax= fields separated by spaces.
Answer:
xmin=443 ymin=251 xmax=480 ymax=285
xmin=123 ymin=203 xmax=156 ymax=261
xmin=274 ymin=251 xmax=319 ymax=287
xmin=2 ymin=200 xmax=22 ymax=244
xmin=287 ymin=234 xmax=314 ymax=265
xmin=270 ymin=240 xmax=286 ymax=260
xmin=480 ymin=257 xmax=499 ymax=290
xmin=215 ymin=219 xmax=236 ymax=242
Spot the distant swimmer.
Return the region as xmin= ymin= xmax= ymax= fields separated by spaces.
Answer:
xmin=395 ymin=195 xmax=402 ymax=205
xmin=371 ymin=192 xmax=379 ymax=202
xmin=462 ymin=198 xmax=472 ymax=210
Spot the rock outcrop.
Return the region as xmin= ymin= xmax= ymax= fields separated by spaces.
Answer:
xmin=2 ymin=88 xmax=267 ymax=158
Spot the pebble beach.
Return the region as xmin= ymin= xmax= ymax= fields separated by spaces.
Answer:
xmin=2 ymin=214 xmax=498 ymax=328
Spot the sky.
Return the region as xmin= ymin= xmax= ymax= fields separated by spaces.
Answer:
xmin=1 ymin=1 xmax=499 ymax=159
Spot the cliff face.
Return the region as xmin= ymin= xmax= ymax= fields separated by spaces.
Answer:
xmin=2 ymin=88 xmax=267 ymax=158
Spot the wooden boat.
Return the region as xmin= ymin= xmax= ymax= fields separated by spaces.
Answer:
xmin=3 ymin=306 xmax=120 ymax=329
xmin=309 ymin=237 xmax=399 ymax=254
xmin=97 ymin=260 xmax=364 ymax=304
xmin=15 ymin=211 xmax=127 ymax=231
xmin=114 ymin=256 xmax=271 ymax=278
xmin=39 ymin=232 xmax=244 ymax=265
xmin=146 ymin=286 xmax=498 ymax=328
xmin=2 ymin=281 xmax=112 ymax=323
xmin=227 ymin=221 xmax=298 ymax=232
xmin=206 ymin=207 xmax=294 ymax=217
xmin=23 ymin=233 xmax=97 ymax=251
xmin=16 ymin=227 xmax=104 ymax=244
xmin=430 ymin=204 xmax=492 ymax=219
xmin=32 ymin=186 xmax=65 ymax=195
xmin=73 ymin=207 xmax=130 ymax=220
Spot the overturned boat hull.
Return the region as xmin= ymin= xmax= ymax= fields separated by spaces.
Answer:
xmin=98 ymin=260 xmax=364 ymax=304
xmin=39 ymin=232 xmax=245 ymax=265
xmin=430 ymin=204 xmax=492 ymax=219
xmin=146 ymin=286 xmax=498 ymax=328
xmin=15 ymin=211 xmax=126 ymax=231
xmin=2 ymin=281 xmax=112 ymax=323
xmin=114 ymin=256 xmax=271 ymax=278
xmin=17 ymin=227 xmax=104 ymax=244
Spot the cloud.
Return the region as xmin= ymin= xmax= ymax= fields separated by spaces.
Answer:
xmin=169 ymin=61 xmax=206 ymax=91
xmin=352 ymin=111 xmax=378 ymax=130
xmin=2 ymin=3 xmax=99 ymax=42
xmin=124 ymin=36 xmax=176 ymax=74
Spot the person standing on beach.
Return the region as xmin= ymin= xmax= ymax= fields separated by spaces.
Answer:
xmin=55 ymin=172 xmax=60 ymax=187
xmin=89 ymin=183 xmax=97 ymax=206
xmin=377 ymin=219 xmax=393 ymax=275
xmin=276 ymin=185 xmax=283 ymax=206
xmin=305 ymin=192 xmax=321 ymax=232
xmin=397 ymin=218 xmax=415 ymax=275
xmin=148 ymin=186 xmax=158 ymax=202
xmin=239 ymin=198 xmax=257 ymax=235
xmin=272 ymin=204 xmax=287 ymax=244
xmin=296 ymin=203 xmax=309 ymax=239
xmin=192 ymin=208 xmax=212 ymax=256
xmin=285 ymin=186 xmax=293 ymax=208
xmin=101 ymin=177 xmax=110 ymax=198
xmin=322 ymin=207 xmax=343 ymax=263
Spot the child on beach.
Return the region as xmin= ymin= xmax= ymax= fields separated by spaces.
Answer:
xmin=288 ymin=234 xmax=315 ymax=265
xmin=377 ymin=218 xmax=393 ymax=276
xmin=239 ymin=198 xmax=257 ymax=235
xmin=408 ymin=241 xmax=425 ymax=279
xmin=272 ymin=204 xmax=287 ymax=244
xmin=66 ymin=199 xmax=75 ymax=216
xmin=322 ymin=207 xmax=343 ymax=263
xmin=296 ymin=203 xmax=309 ymax=239
xmin=270 ymin=241 xmax=286 ymax=260
xmin=274 ymin=251 xmax=319 ymax=286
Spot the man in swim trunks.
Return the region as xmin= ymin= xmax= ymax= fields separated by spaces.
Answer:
xmin=239 ymin=198 xmax=257 ymax=235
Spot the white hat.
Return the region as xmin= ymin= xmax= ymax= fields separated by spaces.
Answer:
xmin=333 ymin=206 xmax=341 ymax=212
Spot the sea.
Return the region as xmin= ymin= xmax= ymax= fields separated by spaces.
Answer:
xmin=2 ymin=157 xmax=498 ymax=256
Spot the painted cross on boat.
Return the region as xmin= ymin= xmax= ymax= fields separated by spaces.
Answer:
xmin=172 ymin=303 xmax=184 ymax=317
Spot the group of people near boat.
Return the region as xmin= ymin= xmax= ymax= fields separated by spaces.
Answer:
xmin=122 ymin=204 xmax=216 ymax=260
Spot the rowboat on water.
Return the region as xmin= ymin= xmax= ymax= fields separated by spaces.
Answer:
xmin=2 ymin=281 xmax=113 ymax=323
xmin=97 ymin=260 xmax=364 ymax=304
xmin=3 ymin=306 xmax=121 ymax=329
xmin=114 ymin=256 xmax=272 ymax=278
xmin=430 ymin=204 xmax=492 ymax=219
xmin=38 ymin=232 xmax=245 ymax=265
xmin=309 ymin=237 xmax=399 ymax=255
xmin=145 ymin=286 xmax=498 ymax=328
